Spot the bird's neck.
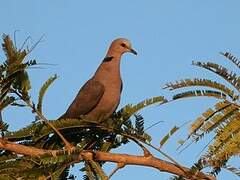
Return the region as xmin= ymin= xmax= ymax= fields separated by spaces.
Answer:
xmin=106 ymin=49 xmax=122 ymax=59
xmin=94 ymin=53 xmax=122 ymax=81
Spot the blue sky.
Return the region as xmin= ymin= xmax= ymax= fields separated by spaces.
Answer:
xmin=1 ymin=1 xmax=240 ymax=179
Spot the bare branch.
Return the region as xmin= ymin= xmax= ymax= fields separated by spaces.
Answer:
xmin=0 ymin=138 xmax=215 ymax=180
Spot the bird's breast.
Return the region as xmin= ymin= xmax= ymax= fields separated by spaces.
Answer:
xmin=86 ymin=77 xmax=122 ymax=122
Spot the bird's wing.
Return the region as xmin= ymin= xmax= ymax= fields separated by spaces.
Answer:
xmin=60 ymin=79 xmax=105 ymax=119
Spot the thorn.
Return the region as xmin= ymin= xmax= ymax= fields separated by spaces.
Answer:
xmin=109 ymin=162 xmax=125 ymax=178
xmin=131 ymin=138 xmax=152 ymax=157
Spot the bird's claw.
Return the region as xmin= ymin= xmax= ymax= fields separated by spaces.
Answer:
xmin=65 ymin=144 xmax=75 ymax=155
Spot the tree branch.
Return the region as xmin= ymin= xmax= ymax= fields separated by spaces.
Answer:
xmin=0 ymin=138 xmax=215 ymax=179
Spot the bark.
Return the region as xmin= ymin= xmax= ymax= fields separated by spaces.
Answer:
xmin=0 ymin=138 xmax=215 ymax=180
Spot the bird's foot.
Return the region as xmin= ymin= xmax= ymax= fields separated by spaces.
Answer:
xmin=64 ymin=143 xmax=75 ymax=155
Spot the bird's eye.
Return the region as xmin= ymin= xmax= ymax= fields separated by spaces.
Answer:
xmin=121 ymin=43 xmax=126 ymax=48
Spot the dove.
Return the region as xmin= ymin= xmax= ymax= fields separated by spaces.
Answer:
xmin=59 ymin=38 xmax=137 ymax=123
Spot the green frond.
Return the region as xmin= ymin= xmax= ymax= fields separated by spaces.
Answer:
xmin=189 ymin=101 xmax=231 ymax=135
xmin=88 ymin=160 xmax=108 ymax=180
xmin=39 ymin=152 xmax=76 ymax=167
xmin=173 ymin=89 xmax=227 ymax=100
xmin=134 ymin=113 xmax=144 ymax=135
xmin=192 ymin=61 xmax=240 ymax=91
xmin=37 ymin=74 xmax=58 ymax=114
xmin=118 ymin=96 xmax=167 ymax=121
xmin=206 ymin=112 xmax=240 ymax=158
xmin=164 ymin=78 xmax=238 ymax=101
xmin=0 ymin=152 xmax=17 ymax=163
xmin=0 ymin=96 xmax=15 ymax=111
xmin=0 ymin=158 xmax=36 ymax=179
xmin=0 ymin=34 xmax=38 ymax=104
xmin=220 ymin=52 xmax=240 ymax=69
xmin=200 ymin=104 xmax=238 ymax=133
xmin=0 ymin=120 xmax=9 ymax=133
xmin=50 ymin=166 xmax=69 ymax=179
xmin=189 ymin=159 xmax=206 ymax=176
xmin=189 ymin=101 xmax=237 ymax=142
xmin=224 ymin=165 xmax=240 ymax=177
xmin=2 ymin=34 xmax=17 ymax=63
xmin=159 ymin=126 xmax=180 ymax=149
xmin=12 ymin=70 xmax=31 ymax=97
xmin=84 ymin=162 xmax=95 ymax=180
xmin=5 ymin=122 xmax=42 ymax=141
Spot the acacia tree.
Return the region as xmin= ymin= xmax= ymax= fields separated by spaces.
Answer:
xmin=0 ymin=34 xmax=236 ymax=180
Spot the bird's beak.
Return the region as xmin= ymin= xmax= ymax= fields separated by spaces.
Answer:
xmin=130 ymin=48 xmax=137 ymax=55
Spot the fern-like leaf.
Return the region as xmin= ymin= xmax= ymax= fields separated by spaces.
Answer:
xmin=224 ymin=165 xmax=240 ymax=177
xmin=2 ymin=34 xmax=16 ymax=63
xmin=164 ymin=78 xmax=238 ymax=101
xmin=220 ymin=52 xmax=240 ymax=69
xmin=37 ymin=74 xmax=57 ymax=114
xmin=172 ymin=89 xmax=226 ymax=100
xmin=118 ymin=96 xmax=167 ymax=122
xmin=134 ymin=113 xmax=144 ymax=135
xmin=159 ymin=126 xmax=179 ymax=149
xmin=0 ymin=96 xmax=15 ymax=111
xmin=192 ymin=61 xmax=240 ymax=91
xmin=189 ymin=101 xmax=231 ymax=136
xmin=88 ymin=160 xmax=108 ymax=180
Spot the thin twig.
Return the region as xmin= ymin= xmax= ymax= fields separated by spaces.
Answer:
xmin=27 ymin=35 xmax=45 ymax=54
xmin=145 ymin=120 xmax=164 ymax=131
xmin=13 ymin=30 xmax=20 ymax=48
xmin=11 ymin=89 xmax=74 ymax=151
xmin=20 ymin=36 xmax=31 ymax=51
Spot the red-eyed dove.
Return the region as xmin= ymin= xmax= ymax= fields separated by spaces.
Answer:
xmin=59 ymin=38 xmax=137 ymax=123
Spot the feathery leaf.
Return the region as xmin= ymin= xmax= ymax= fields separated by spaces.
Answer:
xmin=192 ymin=61 xmax=240 ymax=91
xmin=220 ymin=52 xmax=240 ymax=69
xmin=37 ymin=74 xmax=57 ymax=114
xmin=164 ymin=78 xmax=238 ymax=101
xmin=159 ymin=126 xmax=179 ymax=149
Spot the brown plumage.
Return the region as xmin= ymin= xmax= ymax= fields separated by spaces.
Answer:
xmin=59 ymin=38 xmax=137 ymax=123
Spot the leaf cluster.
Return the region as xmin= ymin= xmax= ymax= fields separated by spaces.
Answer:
xmin=165 ymin=52 xmax=240 ymax=176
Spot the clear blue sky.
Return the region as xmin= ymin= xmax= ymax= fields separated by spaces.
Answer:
xmin=1 ymin=1 xmax=240 ymax=179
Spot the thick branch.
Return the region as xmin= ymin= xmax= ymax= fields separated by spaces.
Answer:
xmin=0 ymin=138 xmax=52 ymax=156
xmin=0 ymin=138 xmax=215 ymax=180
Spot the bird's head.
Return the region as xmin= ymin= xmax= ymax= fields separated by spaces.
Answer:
xmin=108 ymin=38 xmax=137 ymax=56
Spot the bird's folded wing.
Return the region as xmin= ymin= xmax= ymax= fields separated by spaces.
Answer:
xmin=60 ymin=79 xmax=105 ymax=119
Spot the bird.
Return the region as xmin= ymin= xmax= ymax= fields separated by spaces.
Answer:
xmin=59 ymin=38 xmax=137 ymax=123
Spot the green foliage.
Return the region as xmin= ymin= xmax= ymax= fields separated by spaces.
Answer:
xmin=224 ymin=165 xmax=240 ymax=177
xmin=166 ymin=52 xmax=240 ymax=175
xmin=159 ymin=125 xmax=180 ymax=149
xmin=0 ymin=34 xmax=37 ymax=100
xmin=192 ymin=61 xmax=240 ymax=91
xmin=2 ymin=35 xmax=239 ymax=179
xmin=172 ymin=89 xmax=227 ymax=100
xmin=220 ymin=52 xmax=240 ymax=68
xmin=164 ymin=78 xmax=238 ymax=101
xmin=37 ymin=74 xmax=57 ymax=114
xmin=0 ymin=34 xmax=39 ymax=137
xmin=134 ymin=113 xmax=144 ymax=135
xmin=118 ymin=96 xmax=167 ymax=121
